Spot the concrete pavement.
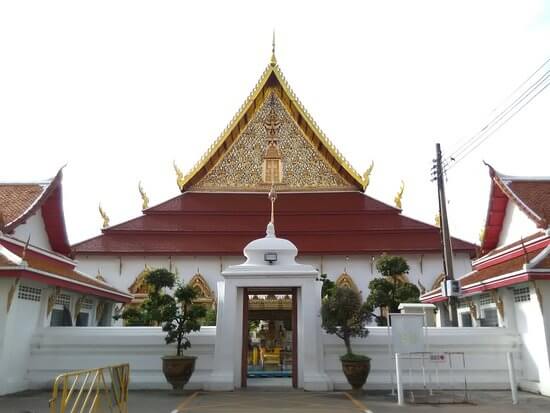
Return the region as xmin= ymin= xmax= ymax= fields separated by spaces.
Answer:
xmin=1 ymin=389 xmax=550 ymax=413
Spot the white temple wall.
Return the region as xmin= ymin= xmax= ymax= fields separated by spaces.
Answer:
xmin=498 ymin=203 xmax=538 ymax=247
xmin=26 ymin=326 xmax=520 ymax=392
xmin=75 ymin=252 xmax=471 ymax=300
xmin=0 ymin=278 xmax=43 ymax=395
xmin=0 ymin=277 xmax=117 ymax=396
xmin=11 ymin=210 xmax=52 ymax=250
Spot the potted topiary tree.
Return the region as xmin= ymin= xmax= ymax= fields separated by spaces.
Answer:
xmin=366 ymin=255 xmax=420 ymax=326
xmin=117 ymin=268 xmax=206 ymax=390
xmin=321 ymin=287 xmax=372 ymax=390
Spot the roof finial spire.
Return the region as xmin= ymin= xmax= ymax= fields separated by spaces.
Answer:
xmin=269 ymin=184 xmax=277 ymax=225
xmin=266 ymin=184 xmax=277 ymax=237
xmin=270 ymin=30 xmax=277 ymax=65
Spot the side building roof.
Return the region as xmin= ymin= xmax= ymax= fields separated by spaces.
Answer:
xmin=0 ymin=234 xmax=132 ymax=302
xmin=0 ymin=169 xmax=71 ymax=255
xmin=480 ymin=163 xmax=550 ymax=254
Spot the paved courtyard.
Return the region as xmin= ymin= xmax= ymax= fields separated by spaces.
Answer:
xmin=1 ymin=389 xmax=550 ymax=413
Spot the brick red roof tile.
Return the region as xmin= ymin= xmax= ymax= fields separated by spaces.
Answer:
xmin=0 ymin=183 xmax=46 ymax=226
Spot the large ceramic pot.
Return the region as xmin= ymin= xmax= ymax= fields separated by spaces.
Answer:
xmin=341 ymin=358 xmax=371 ymax=390
xmin=162 ymin=356 xmax=197 ymax=391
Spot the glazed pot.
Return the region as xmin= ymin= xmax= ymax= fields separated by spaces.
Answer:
xmin=162 ymin=356 xmax=197 ymax=391
xmin=341 ymin=358 xmax=371 ymax=390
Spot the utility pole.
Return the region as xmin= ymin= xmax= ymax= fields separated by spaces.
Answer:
xmin=433 ymin=143 xmax=459 ymax=326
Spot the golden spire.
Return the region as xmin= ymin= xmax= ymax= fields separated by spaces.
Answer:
xmin=270 ymin=30 xmax=277 ymax=65
xmin=138 ymin=181 xmax=149 ymax=210
xmin=173 ymin=161 xmax=185 ymax=191
xmin=362 ymin=161 xmax=374 ymax=191
xmin=268 ymin=184 xmax=277 ymax=224
xmin=98 ymin=203 xmax=110 ymax=229
xmin=435 ymin=212 xmax=441 ymax=228
xmin=394 ymin=180 xmax=405 ymax=209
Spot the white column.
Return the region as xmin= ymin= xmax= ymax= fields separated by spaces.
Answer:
xmin=206 ymin=280 xmax=238 ymax=390
xmin=300 ymin=281 xmax=332 ymax=391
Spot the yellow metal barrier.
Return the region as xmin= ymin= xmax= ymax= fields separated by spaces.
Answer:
xmin=49 ymin=363 xmax=129 ymax=413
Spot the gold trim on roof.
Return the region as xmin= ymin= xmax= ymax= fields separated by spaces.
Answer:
xmin=180 ymin=61 xmax=365 ymax=191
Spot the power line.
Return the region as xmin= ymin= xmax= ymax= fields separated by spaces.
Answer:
xmin=445 ymin=56 xmax=550 ymax=161
xmin=446 ymin=68 xmax=550 ymax=164
xmin=445 ymin=76 xmax=550 ymax=172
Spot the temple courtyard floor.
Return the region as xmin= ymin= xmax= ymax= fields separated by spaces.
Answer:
xmin=2 ymin=389 xmax=550 ymax=413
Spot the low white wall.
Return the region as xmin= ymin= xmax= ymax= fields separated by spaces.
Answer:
xmin=324 ymin=327 xmax=520 ymax=390
xmin=28 ymin=327 xmax=216 ymax=390
xmin=28 ymin=326 xmax=520 ymax=391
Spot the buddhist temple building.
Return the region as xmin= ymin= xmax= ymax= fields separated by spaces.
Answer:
xmin=72 ymin=52 xmax=477 ymax=323
xmin=0 ymin=169 xmax=131 ymax=395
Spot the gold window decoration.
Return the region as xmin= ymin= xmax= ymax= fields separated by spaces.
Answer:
xmin=189 ymin=273 xmax=215 ymax=309
xmin=335 ymin=272 xmax=360 ymax=294
xmin=264 ymin=157 xmax=282 ymax=184
xmin=128 ymin=267 xmax=152 ymax=305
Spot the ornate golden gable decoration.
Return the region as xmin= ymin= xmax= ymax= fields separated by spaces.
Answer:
xmin=336 ymin=272 xmax=359 ymax=294
xmin=189 ymin=273 xmax=215 ymax=309
xmin=179 ymin=58 xmax=365 ymax=192
xmin=128 ymin=267 xmax=151 ymax=305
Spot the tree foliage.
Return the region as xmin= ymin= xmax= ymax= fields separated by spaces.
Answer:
xmin=317 ymin=273 xmax=336 ymax=299
xmin=366 ymin=255 xmax=420 ymax=325
xmin=321 ymin=287 xmax=371 ymax=360
xmin=116 ymin=268 xmax=207 ymax=356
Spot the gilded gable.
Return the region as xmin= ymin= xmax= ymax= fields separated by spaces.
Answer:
xmin=190 ymin=91 xmax=355 ymax=192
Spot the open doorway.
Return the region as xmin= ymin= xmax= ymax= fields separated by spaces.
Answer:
xmin=241 ymin=288 xmax=297 ymax=388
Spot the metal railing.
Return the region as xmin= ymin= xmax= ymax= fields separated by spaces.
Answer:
xmin=49 ymin=363 xmax=129 ymax=413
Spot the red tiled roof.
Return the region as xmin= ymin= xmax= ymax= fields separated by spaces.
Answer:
xmin=0 ymin=183 xmax=46 ymax=226
xmin=0 ymin=170 xmax=71 ymax=255
xmin=73 ymin=191 xmax=477 ymax=256
xmin=481 ymin=164 xmax=550 ymax=253
xmin=0 ymin=237 xmax=131 ymax=302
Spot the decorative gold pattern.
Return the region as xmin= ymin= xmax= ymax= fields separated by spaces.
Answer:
xmin=99 ymin=204 xmax=110 ymax=229
xmin=129 ymin=268 xmax=151 ymax=305
xmin=249 ymin=295 xmax=292 ymax=311
xmin=394 ymin=180 xmax=405 ymax=209
xmin=138 ymin=181 xmax=149 ymax=210
xmin=96 ymin=301 xmax=106 ymax=322
xmin=468 ymin=299 xmax=478 ymax=320
xmin=173 ymin=161 xmax=185 ymax=191
xmin=192 ymin=92 xmax=352 ymax=191
xmin=180 ymin=61 xmax=364 ymax=191
xmin=189 ymin=273 xmax=215 ymax=308
xmin=362 ymin=161 xmax=374 ymax=192
xmin=47 ymin=287 xmax=61 ymax=316
xmin=336 ymin=272 xmax=360 ymax=294
xmin=490 ymin=290 xmax=504 ymax=319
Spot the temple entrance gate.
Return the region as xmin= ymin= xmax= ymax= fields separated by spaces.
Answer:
xmin=205 ymin=222 xmax=332 ymax=391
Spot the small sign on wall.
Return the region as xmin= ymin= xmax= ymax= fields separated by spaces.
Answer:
xmin=389 ymin=313 xmax=425 ymax=354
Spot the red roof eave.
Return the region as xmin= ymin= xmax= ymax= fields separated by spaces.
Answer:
xmin=0 ymin=268 xmax=132 ymax=303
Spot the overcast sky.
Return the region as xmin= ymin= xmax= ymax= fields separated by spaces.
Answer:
xmin=1 ymin=1 xmax=549 ymax=246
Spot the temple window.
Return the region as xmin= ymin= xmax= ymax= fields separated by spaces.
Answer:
xmin=264 ymin=158 xmax=282 ymax=184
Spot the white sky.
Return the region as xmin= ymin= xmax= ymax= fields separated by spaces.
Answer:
xmin=1 ymin=1 xmax=549 ymax=245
